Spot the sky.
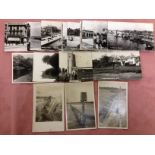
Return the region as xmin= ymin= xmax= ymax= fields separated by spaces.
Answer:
xmin=108 ymin=21 xmax=153 ymax=31
xmin=92 ymin=51 xmax=140 ymax=60
xmin=82 ymin=21 xmax=108 ymax=33
xmin=29 ymin=22 xmax=41 ymax=37
xmin=41 ymin=21 xmax=62 ymax=29
xmin=65 ymin=82 xmax=94 ymax=103
xmin=33 ymin=53 xmax=56 ymax=82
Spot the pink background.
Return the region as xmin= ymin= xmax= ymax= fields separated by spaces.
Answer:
xmin=0 ymin=19 xmax=155 ymax=135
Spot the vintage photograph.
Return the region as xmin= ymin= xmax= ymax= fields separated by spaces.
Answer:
xmin=33 ymin=83 xmax=64 ymax=132
xmin=33 ymin=52 xmax=59 ymax=82
xmin=108 ymin=21 xmax=154 ymax=50
xmin=98 ymin=81 xmax=128 ymax=129
xmin=92 ymin=51 xmax=142 ymax=80
xmin=41 ymin=21 xmax=62 ymax=51
xmin=5 ymin=22 xmax=41 ymax=52
xmin=81 ymin=20 xmax=108 ymax=50
xmin=12 ymin=53 xmax=33 ymax=83
xmin=65 ymin=82 xmax=96 ymax=130
xmin=59 ymin=51 xmax=93 ymax=82
xmin=63 ymin=22 xmax=81 ymax=50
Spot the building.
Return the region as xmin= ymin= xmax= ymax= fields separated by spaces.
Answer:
xmin=5 ymin=23 xmax=30 ymax=44
xmin=82 ymin=30 xmax=93 ymax=39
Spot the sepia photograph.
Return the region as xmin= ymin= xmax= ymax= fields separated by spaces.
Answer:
xmin=65 ymin=82 xmax=96 ymax=130
xmin=107 ymin=21 xmax=154 ymax=50
xmin=63 ymin=22 xmax=81 ymax=50
xmin=5 ymin=22 xmax=41 ymax=52
xmin=33 ymin=52 xmax=59 ymax=82
xmin=12 ymin=53 xmax=33 ymax=83
xmin=41 ymin=21 xmax=62 ymax=51
xmin=81 ymin=20 xmax=108 ymax=50
xmin=33 ymin=83 xmax=64 ymax=132
xmin=98 ymin=81 xmax=128 ymax=129
xmin=59 ymin=51 xmax=93 ymax=82
xmin=92 ymin=51 xmax=142 ymax=80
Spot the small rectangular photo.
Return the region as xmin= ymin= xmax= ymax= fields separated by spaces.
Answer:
xmin=92 ymin=51 xmax=142 ymax=80
xmin=5 ymin=22 xmax=41 ymax=52
xmin=59 ymin=51 xmax=93 ymax=82
xmin=81 ymin=20 xmax=108 ymax=50
xmin=98 ymin=81 xmax=128 ymax=129
xmin=41 ymin=21 xmax=62 ymax=51
xmin=12 ymin=53 xmax=33 ymax=83
xmin=108 ymin=21 xmax=154 ymax=51
xmin=33 ymin=83 xmax=64 ymax=132
xmin=33 ymin=52 xmax=59 ymax=82
xmin=63 ymin=22 xmax=81 ymax=50
xmin=65 ymin=82 xmax=96 ymax=130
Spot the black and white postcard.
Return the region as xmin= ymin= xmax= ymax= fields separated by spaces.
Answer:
xmin=33 ymin=83 xmax=64 ymax=132
xmin=63 ymin=22 xmax=81 ymax=50
xmin=92 ymin=51 xmax=142 ymax=80
xmin=108 ymin=21 xmax=154 ymax=51
xmin=5 ymin=22 xmax=41 ymax=52
xmin=65 ymin=82 xmax=96 ymax=130
xmin=33 ymin=52 xmax=59 ymax=82
xmin=98 ymin=81 xmax=128 ymax=129
xmin=12 ymin=53 xmax=33 ymax=83
xmin=81 ymin=20 xmax=108 ymax=50
xmin=59 ymin=51 xmax=93 ymax=82
xmin=41 ymin=21 xmax=62 ymax=51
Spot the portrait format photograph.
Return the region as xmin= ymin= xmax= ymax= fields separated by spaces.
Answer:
xmin=41 ymin=21 xmax=62 ymax=51
xmin=65 ymin=82 xmax=96 ymax=130
xmin=33 ymin=52 xmax=59 ymax=82
xmin=63 ymin=22 xmax=81 ymax=50
xmin=12 ymin=53 xmax=33 ymax=83
xmin=32 ymin=83 xmax=65 ymax=132
xmin=59 ymin=51 xmax=93 ymax=82
xmin=92 ymin=51 xmax=142 ymax=80
xmin=107 ymin=21 xmax=154 ymax=51
xmin=98 ymin=81 xmax=128 ymax=129
xmin=5 ymin=22 xmax=41 ymax=52
xmin=81 ymin=20 xmax=108 ymax=50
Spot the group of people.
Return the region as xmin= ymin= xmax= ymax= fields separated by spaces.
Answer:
xmin=94 ymin=33 xmax=107 ymax=49
xmin=58 ymin=68 xmax=78 ymax=82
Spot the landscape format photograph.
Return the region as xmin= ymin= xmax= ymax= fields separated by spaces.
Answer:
xmin=63 ymin=22 xmax=81 ymax=50
xmin=41 ymin=21 xmax=62 ymax=51
xmin=65 ymin=82 xmax=96 ymax=130
xmin=33 ymin=83 xmax=64 ymax=132
xmin=81 ymin=20 xmax=108 ymax=50
xmin=33 ymin=52 xmax=59 ymax=82
xmin=12 ymin=53 xmax=33 ymax=83
xmin=5 ymin=22 xmax=41 ymax=52
xmin=59 ymin=51 xmax=93 ymax=82
xmin=107 ymin=21 xmax=154 ymax=50
xmin=98 ymin=81 xmax=128 ymax=129
xmin=92 ymin=51 xmax=142 ymax=80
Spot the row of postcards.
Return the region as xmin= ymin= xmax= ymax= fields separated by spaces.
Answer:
xmin=32 ymin=81 xmax=128 ymax=132
xmin=5 ymin=20 xmax=154 ymax=52
xmin=12 ymin=51 xmax=142 ymax=83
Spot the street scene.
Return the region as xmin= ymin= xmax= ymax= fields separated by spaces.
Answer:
xmin=63 ymin=22 xmax=80 ymax=50
xmin=12 ymin=53 xmax=33 ymax=83
xmin=65 ymin=82 xmax=96 ymax=130
xmin=41 ymin=21 xmax=62 ymax=51
xmin=33 ymin=53 xmax=59 ymax=82
xmin=92 ymin=51 xmax=142 ymax=80
xmin=99 ymin=81 xmax=128 ymax=128
xmin=5 ymin=22 xmax=41 ymax=52
xmin=81 ymin=20 xmax=108 ymax=50
xmin=108 ymin=21 xmax=154 ymax=50
xmin=59 ymin=52 xmax=93 ymax=82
